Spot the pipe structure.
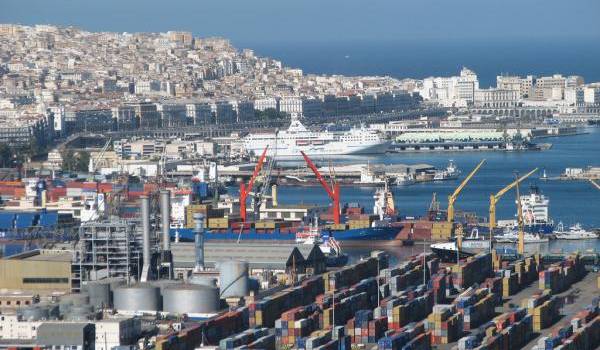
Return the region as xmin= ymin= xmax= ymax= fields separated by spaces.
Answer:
xmin=193 ymin=213 xmax=205 ymax=272
xmin=140 ymin=195 xmax=151 ymax=281
xmin=159 ymin=190 xmax=171 ymax=251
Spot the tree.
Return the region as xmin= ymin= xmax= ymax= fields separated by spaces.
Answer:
xmin=62 ymin=150 xmax=76 ymax=171
xmin=76 ymin=151 xmax=91 ymax=172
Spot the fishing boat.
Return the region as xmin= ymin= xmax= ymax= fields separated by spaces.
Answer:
xmin=494 ymin=228 xmax=549 ymax=244
xmin=296 ymin=217 xmax=348 ymax=266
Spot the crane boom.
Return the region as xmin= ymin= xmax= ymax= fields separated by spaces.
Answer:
xmin=240 ymin=146 xmax=269 ymax=222
xmin=489 ymin=168 xmax=538 ymax=235
xmin=301 ymin=151 xmax=335 ymax=199
xmin=590 ymin=179 xmax=600 ymax=191
xmin=447 ymin=159 xmax=486 ymax=222
xmin=301 ymin=151 xmax=340 ymax=224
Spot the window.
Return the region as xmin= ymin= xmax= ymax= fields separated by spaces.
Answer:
xmin=23 ymin=277 xmax=69 ymax=284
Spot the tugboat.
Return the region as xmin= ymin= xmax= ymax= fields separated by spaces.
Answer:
xmin=433 ymin=160 xmax=460 ymax=181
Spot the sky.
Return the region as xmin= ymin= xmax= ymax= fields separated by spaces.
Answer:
xmin=2 ymin=0 xmax=599 ymax=46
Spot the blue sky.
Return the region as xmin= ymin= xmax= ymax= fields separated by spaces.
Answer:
xmin=2 ymin=0 xmax=599 ymax=45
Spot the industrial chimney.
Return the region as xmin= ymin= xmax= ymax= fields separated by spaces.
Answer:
xmin=140 ymin=195 xmax=151 ymax=282
xmin=159 ymin=190 xmax=171 ymax=250
xmin=193 ymin=213 xmax=205 ymax=272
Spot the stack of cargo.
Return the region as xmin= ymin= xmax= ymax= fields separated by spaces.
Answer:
xmin=295 ymin=326 xmax=352 ymax=350
xmin=499 ymin=255 xmax=540 ymax=297
xmin=430 ymin=272 xmax=448 ymax=304
xmin=323 ymin=257 xmax=380 ymax=293
xmin=202 ymin=308 xmax=250 ymax=345
xmin=460 ymin=308 xmax=533 ymax=350
xmin=380 ymin=253 xmax=439 ymax=295
xmin=532 ymin=300 xmax=600 ymax=350
xmin=431 ymin=221 xmax=453 ymax=241
xmin=539 ymin=253 xmax=585 ymax=294
xmin=155 ymin=324 xmax=204 ymax=350
xmin=521 ymin=290 xmax=561 ymax=332
xmin=218 ymin=327 xmax=270 ymax=349
xmin=454 ymin=288 xmax=498 ymax=331
xmin=346 ymin=310 xmax=388 ymax=344
xmin=322 ymin=292 xmax=370 ymax=329
xmin=412 ymin=220 xmax=433 ymax=241
xmin=378 ymin=288 xmax=433 ymax=330
xmin=275 ymin=304 xmax=321 ymax=348
xmin=451 ymin=252 xmax=492 ymax=290
xmin=248 ymin=276 xmax=323 ymax=327
xmin=426 ymin=304 xmax=463 ymax=344
xmin=377 ymin=322 xmax=430 ymax=350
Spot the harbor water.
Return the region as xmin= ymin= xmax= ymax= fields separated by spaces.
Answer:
xmin=248 ymin=127 xmax=600 ymax=260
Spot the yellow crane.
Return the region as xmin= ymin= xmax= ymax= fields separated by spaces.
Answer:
xmin=447 ymin=159 xmax=486 ymax=223
xmin=489 ymin=168 xmax=538 ymax=237
xmin=514 ymin=174 xmax=526 ymax=255
xmin=590 ymin=179 xmax=600 ymax=191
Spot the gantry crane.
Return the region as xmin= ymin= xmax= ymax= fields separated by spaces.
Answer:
xmin=447 ymin=159 xmax=486 ymax=223
xmin=488 ymin=168 xmax=538 ymax=250
xmin=301 ymin=151 xmax=341 ymax=224
xmin=590 ymin=179 xmax=600 ymax=191
xmin=239 ymin=146 xmax=269 ymax=222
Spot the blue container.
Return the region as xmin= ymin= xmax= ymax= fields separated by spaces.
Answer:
xmin=15 ymin=213 xmax=36 ymax=229
xmin=0 ymin=213 xmax=15 ymax=230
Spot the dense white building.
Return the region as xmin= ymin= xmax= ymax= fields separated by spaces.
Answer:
xmin=474 ymin=89 xmax=520 ymax=108
xmin=419 ymin=67 xmax=479 ymax=107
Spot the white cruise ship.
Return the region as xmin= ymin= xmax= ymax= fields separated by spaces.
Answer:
xmin=242 ymin=115 xmax=390 ymax=159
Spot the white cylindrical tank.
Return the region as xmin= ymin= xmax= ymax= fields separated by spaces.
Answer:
xmin=113 ymin=284 xmax=160 ymax=312
xmin=162 ymin=284 xmax=219 ymax=314
xmin=219 ymin=260 xmax=249 ymax=298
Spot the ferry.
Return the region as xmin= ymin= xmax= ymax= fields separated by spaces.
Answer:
xmin=242 ymin=114 xmax=390 ymax=159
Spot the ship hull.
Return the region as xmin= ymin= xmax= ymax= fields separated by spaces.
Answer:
xmin=245 ymin=141 xmax=391 ymax=159
xmin=171 ymin=225 xmax=400 ymax=242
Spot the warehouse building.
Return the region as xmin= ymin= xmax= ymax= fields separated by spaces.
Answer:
xmin=0 ymin=249 xmax=72 ymax=293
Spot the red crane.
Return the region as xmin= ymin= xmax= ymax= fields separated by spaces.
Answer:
xmin=300 ymin=151 xmax=341 ymax=224
xmin=240 ymin=146 xmax=269 ymax=222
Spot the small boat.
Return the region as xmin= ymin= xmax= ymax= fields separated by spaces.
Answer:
xmin=554 ymin=222 xmax=597 ymax=240
xmin=433 ymin=160 xmax=460 ymax=181
xmin=459 ymin=227 xmax=491 ymax=250
xmin=494 ymin=228 xmax=549 ymax=244
xmin=430 ymin=242 xmax=474 ymax=263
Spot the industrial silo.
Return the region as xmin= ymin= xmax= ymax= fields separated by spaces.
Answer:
xmin=65 ymin=304 xmax=95 ymax=321
xmin=86 ymin=281 xmax=111 ymax=309
xmin=113 ymin=283 xmax=160 ymax=312
xmin=218 ymin=260 xmax=249 ymax=298
xmin=162 ymin=284 xmax=220 ymax=314
xmin=20 ymin=305 xmax=50 ymax=321
xmin=189 ymin=275 xmax=217 ymax=287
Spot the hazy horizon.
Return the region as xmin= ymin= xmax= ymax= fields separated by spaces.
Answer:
xmin=2 ymin=0 xmax=599 ymax=46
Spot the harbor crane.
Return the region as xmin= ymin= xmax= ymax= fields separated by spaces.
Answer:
xmin=239 ymin=146 xmax=269 ymax=222
xmin=589 ymin=179 xmax=600 ymax=191
xmin=447 ymin=159 xmax=486 ymax=223
xmin=488 ymin=168 xmax=538 ymax=250
xmin=301 ymin=151 xmax=341 ymax=225
xmin=514 ymin=173 xmax=526 ymax=255
xmin=489 ymin=168 xmax=538 ymax=233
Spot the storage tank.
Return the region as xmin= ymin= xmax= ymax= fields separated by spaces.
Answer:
xmin=86 ymin=281 xmax=111 ymax=309
xmin=152 ymin=279 xmax=182 ymax=298
xmin=20 ymin=305 xmax=50 ymax=321
xmin=113 ymin=284 xmax=160 ymax=312
xmin=66 ymin=304 xmax=95 ymax=321
xmin=219 ymin=260 xmax=249 ymax=298
xmin=162 ymin=284 xmax=219 ymax=314
xmin=189 ymin=275 xmax=217 ymax=287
